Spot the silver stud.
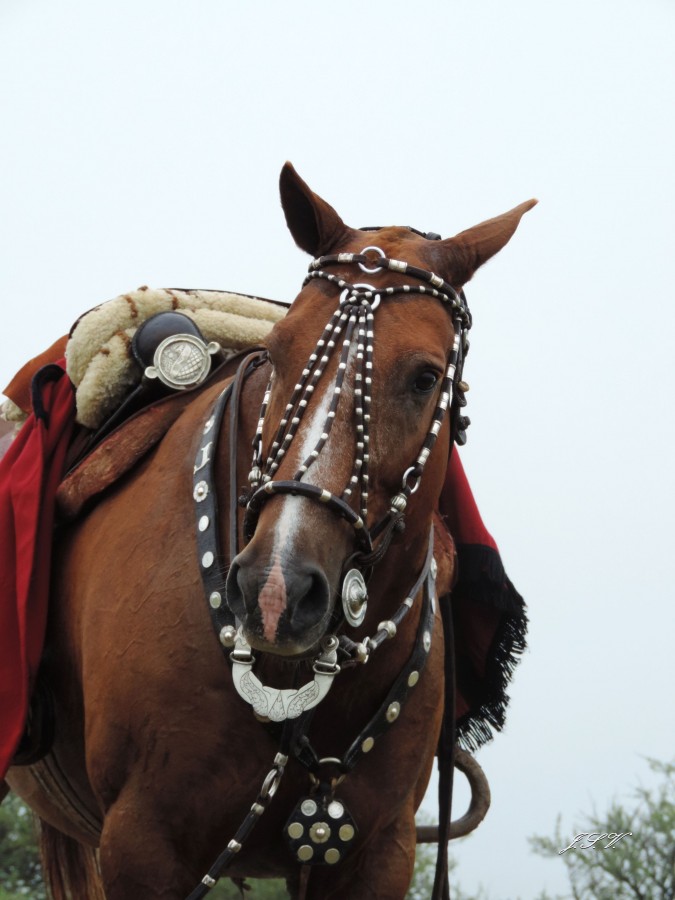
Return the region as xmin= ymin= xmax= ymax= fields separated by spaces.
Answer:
xmin=361 ymin=736 xmax=375 ymax=753
xmin=301 ymin=799 xmax=317 ymax=816
xmin=378 ymin=620 xmax=397 ymax=639
xmin=325 ymin=848 xmax=341 ymax=864
xmin=430 ymin=558 xmax=438 ymax=580
xmin=390 ymin=492 xmax=407 ymax=512
xmin=198 ymin=515 xmax=210 ymax=532
xmin=309 ymin=822 xmax=330 ymax=844
xmin=209 ymin=591 xmax=222 ymax=609
xmin=355 ymin=642 xmax=370 ymax=663
xmin=297 ymin=845 xmax=314 ymax=862
xmin=228 ymin=840 xmax=241 ymax=853
xmin=328 ymin=801 xmax=344 ymax=819
xmin=408 ymin=670 xmax=420 ymax=687
xmin=219 ymin=625 xmax=236 ymax=647
xmin=193 ymin=481 xmax=208 ymax=501
xmin=338 ymin=824 xmax=355 ymax=842
xmin=386 ymin=701 xmax=401 ymax=722
xmin=288 ymin=822 xmax=304 ymax=840
xmin=202 ymin=551 xmax=214 ymax=568
xmin=423 ymin=631 xmax=431 ymax=652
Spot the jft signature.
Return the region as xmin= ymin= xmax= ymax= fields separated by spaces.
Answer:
xmin=559 ymin=832 xmax=632 ymax=854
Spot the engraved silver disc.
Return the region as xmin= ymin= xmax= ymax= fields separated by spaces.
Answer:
xmin=145 ymin=334 xmax=220 ymax=390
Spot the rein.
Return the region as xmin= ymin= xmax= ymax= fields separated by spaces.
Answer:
xmin=187 ymin=246 xmax=470 ymax=899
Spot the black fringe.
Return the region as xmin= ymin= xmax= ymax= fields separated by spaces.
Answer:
xmin=451 ymin=544 xmax=528 ymax=752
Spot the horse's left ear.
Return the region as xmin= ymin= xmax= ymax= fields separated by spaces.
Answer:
xmin=434 ymin=199 xmax=538 ymax=287
xmin=279 ymin=162 xmax=350 ymax=256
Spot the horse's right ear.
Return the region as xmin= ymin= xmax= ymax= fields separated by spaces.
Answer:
xmin=280 ymin=163 xmax=348 ymax=256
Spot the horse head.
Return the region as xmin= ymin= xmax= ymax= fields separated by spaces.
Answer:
xmin=226 ymin=163 xmax=535 ymax=657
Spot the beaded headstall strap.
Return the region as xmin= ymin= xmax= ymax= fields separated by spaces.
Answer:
xmin=244 ymin=240 xmax=472 ymax=555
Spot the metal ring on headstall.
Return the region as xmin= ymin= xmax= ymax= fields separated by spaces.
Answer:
xmin=358 ymin=246 xmax=386 ymax=274
xmin=260 ymin=765 xmax=285 ymax=800
xmin=401 ymin=466 xmax=423 ymax=495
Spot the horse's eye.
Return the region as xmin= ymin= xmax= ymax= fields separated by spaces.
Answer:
xmin=413 ymin=371 xmax=439 ymax=394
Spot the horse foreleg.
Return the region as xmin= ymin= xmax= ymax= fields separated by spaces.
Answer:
xmin=295 ymin=813 xmax=417 ymax=900
xmin=98 ymin=796 xmax=197 ymax=900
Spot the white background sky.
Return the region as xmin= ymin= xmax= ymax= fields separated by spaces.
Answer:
xmin=1 ymin=2 xmax=673 ymax=898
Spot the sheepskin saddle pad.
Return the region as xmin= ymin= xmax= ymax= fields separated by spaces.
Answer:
xmin=66 ymin=287 xmax=287 ymax=430
xmin=2 ymin=287 xmax=288 ymax=431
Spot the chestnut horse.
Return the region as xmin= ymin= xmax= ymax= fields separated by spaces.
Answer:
xmin=7 ymin=164 xmax=534 ymax=899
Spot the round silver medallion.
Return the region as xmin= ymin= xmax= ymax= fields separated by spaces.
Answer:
xmin=145 ymin=334 xmax=220 ymax=390
xmin=341 ymin=568 xmax=368 ymax=627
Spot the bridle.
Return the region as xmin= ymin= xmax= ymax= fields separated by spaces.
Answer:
xmin=187 ymin=239 xmax=471 ymax=899
xmin=244 ymin=245 xmax=472 ymax=565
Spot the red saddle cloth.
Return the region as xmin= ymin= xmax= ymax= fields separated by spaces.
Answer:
xmin=0 ymin=363 xmax=526 ymax=779
xmin=439 ymin=452 xmax=527 ymax=750
xmin=0 ymin=363 xmax=75 ymax=780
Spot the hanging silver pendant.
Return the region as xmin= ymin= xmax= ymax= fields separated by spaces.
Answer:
xmin=341 ymin=568 xmax=368 ymax=627
xmin=145 ymin=333 xmax=220 ymax=390
xmin=285 ymin=794 xmax=358 ymax=865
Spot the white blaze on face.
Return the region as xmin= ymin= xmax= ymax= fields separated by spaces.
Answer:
xmin=257 ymin=381 xmax=337 ymax=639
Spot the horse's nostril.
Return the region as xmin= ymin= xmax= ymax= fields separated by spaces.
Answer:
xmin=224 ymin=562 xmax=247 ymax=618
xmin=288 ymin=571 xmax=330 ymax=632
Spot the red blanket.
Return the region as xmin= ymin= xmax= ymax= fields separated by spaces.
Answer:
xmin=0 ymin=363 xmax=75 ymax=779
xmin=439 ymin=453 xmax=527 ymax=750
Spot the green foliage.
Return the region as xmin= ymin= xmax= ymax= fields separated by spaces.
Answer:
xmin=530 ymin=758 xmax=675 ymax=900
xmin=0 ymin=793 xmax=46 ymax=899
xmin=208 ymin=878 xmax=287 ymax=898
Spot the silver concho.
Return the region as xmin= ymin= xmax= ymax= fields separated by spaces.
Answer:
xmin=145 ymin=334 xmax=220 ymax=390
xmin=341 ymin=568 xmax=368 ymax=627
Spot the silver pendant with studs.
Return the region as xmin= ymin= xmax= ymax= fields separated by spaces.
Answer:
xmin=285 ymin=794 xmax=358 ymax=865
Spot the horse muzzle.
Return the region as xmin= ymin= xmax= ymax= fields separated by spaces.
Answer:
xmin=226 ymin=553 xmax=333 ymax=655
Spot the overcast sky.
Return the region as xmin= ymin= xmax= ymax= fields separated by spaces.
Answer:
xmin=1 ymin=2 xmax=673 ymax=897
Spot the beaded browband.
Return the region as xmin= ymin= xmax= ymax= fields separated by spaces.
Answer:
xmin=244 ymin=246 xmax=472 ymax=554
